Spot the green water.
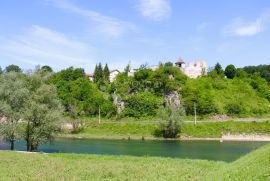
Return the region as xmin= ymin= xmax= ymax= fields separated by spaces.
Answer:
xmin=0 ymin=138 xmax=267 ymax=162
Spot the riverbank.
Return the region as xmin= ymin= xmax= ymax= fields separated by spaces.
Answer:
xmin=60 ymin=121 xmax=270 ymax=141
xmin=0 ymin=143 xmax=269 ymax=180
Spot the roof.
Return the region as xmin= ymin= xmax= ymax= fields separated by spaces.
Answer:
xmin=175 ymin=57 xmax=185 ymax=65
xmin=86 ymin=73 xmax=93 ymax=77
xmin=110 ymin=69 xmax=120 ymax=73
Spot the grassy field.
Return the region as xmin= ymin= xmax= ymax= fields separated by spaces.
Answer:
xmin=0 ymin=144 xmax=269 ymax=180
xmin=62 ymin=121 xmax=270 ymax=140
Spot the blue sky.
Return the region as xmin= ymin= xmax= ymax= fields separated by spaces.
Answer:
xmin=0 ymin=0 xmax=270 ymax=73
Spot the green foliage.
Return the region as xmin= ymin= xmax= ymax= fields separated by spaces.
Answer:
xmin=214 ymin=63 xmax=223 ymax=75
xmin=249 ymin=73 xmax=270 ymax=101
xmin=225 ymin=64 xmax=236 ymax=79
xmin=243 ymin=64 xmax=270 ymax=83
xmin=155 ymin=106 xmax=184 ymax=138
xmin=5 ymin=64 xmax=22 ymax=73
xmin=182 ymin=76 xmax=270 ymax=116
xmin=103 ymin=64 xmax=110 ymax=82
xmin=23 ymin=71 xmax=63 ymax=151
xmin=123 ymin=92 xmax=162 ymax=118
xmin=0 ymin=66 xmax=2 ymax=74
xmin=93 ymin=63 xmax=103 ymax=83
xmin=49 ymin=67 xmax=116 ymax=118
xmin=40 ymin=65 xmax=53 ymax=72
xmin=0 ymin=72 xmax=29 ymax=150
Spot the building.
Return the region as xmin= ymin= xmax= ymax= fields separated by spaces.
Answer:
xmin=86 ymin=73 xmax=94 ymax=82
xmin=175 ymin=58 xmax=207 ymax=78
xmin=110 ymin=69 xmax=120 ymax=82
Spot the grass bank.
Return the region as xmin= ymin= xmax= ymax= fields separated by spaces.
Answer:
xmin=61 ymin=121 xmax=270 ymax=140
xmin=0 ymin=144 xmax=269 ymax=180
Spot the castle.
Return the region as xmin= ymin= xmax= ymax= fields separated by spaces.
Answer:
xmin=175 ymin=58 xmax=207 ymax=78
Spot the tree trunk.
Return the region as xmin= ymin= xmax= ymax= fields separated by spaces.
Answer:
xmin=30 ymin=143 xmax=38 ymax=152
xmin=26 ymin=140 xmax=31 ymax=151
xmin=10 ymin=140 xmax=14 ymax=150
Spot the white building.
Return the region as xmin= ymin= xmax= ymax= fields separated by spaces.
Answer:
xmin=86 ymin=73 xmax=94 ymax=81
xmin=110 ymin=69 xmax=120 ymax=82
xmin=175 ymin=58 xmax=207 ymax=78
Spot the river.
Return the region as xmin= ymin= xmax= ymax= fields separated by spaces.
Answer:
xmin=0 ymin=138 xmax=267 ymax=162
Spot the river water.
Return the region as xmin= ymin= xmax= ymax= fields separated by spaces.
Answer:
xmin=0 ymin=138 xmax=267 ymax=162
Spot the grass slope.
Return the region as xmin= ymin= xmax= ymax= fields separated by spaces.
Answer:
xmin=0 ymin=144 xmax=269 ymax=180
xmin=63 ymin=121 xmax=270 ymax=139
xmin=0 ymin=152 xmax=224 ymax=181
xmin=206 ymin=143 xmax=270 ymax=180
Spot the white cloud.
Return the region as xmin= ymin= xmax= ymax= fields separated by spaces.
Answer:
xmin=0 ymin=25 xmax=96 ymax=71
xmin=225 ymin=10 xmax=270 ymax=36
xmin=137 ymin=0 xmax=171 ymax=21
xmin=45 ymin=0 xmax=137 ymax=38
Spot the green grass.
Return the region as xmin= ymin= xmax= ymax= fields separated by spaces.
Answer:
xmin=208 ymin=143 xmax=270 ymax=180
xmin=62 ymin=121 xmax=270 ymax=140
xmin=0 ymin=144 xmax=269 ymax=180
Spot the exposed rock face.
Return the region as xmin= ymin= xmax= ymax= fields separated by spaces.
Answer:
xmin=113 ymin=95 xmax=125 ymax=113
xmin=165 ymin=91 xmax=181 ymax=108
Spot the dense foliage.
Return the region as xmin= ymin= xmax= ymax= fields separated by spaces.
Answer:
xmin=49 ymin=67 xmax=116 ymax=118
xmin=1 ymin=62 xmax=270 ymax=120
xmin=0 ymin=70 xmax=62 ymax=151
xmin=123 ymin=92 xmax=162 ymax=118
xmin=243 ymin=64 xmax=270 ymax=83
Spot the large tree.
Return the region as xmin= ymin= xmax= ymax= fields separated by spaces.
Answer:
xmin=0 ymin=72 xmax=29 ymax=150
xmin=5 ymin=64 xmax=22 ymax=73
xmin=23 ymin=72 xmax=62 ymax=151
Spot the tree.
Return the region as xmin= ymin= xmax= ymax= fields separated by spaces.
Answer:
xmin=5 ymin=64 xmax=22 ymax=73
xmin=23 ymin=72 xmax=62 ymax=151
xmin=0 ymin=72 xmax=29 ymax=150
xmin=0 ymin=66 xmax=2 ymax=74
xmin=124 ymin=64 xmax=131 ymax=76
xmin=225 ymin=64 xmax=237 ymax=79
xmin=103 ymin=63 xmax=110 ymax=82
xmin=93 ymin=63 xmax=103 ymax=83
xmin=156 ymin=105 xmax=184 ymax=138
xmin=214 ymin=63 xmax=223 ymax=75
xmin=41 ymin=65 xmax=53 ymax=72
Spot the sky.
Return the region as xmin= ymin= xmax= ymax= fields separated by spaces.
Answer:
xmin=0 ymin=0 xmax=270 ymax=73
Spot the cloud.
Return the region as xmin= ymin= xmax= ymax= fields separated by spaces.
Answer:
xmin=137 ymin=0 xmax=171 ymax=21
xmin=225 ymin=10 xmax=270 ymax=36
xmin=0 ymin=25 xmax=96 ymax=71
xmin=44 ymin=0 xmax=137 ymax=38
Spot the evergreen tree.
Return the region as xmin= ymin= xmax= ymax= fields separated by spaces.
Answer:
xmin=214 ymin=63 xmax=223 ymax=75
xmin=103 ymin=63 xmax=110 ymax=82
xmin=93 ymin=65 xmax=99 ymax=83
xmin=124 ymin=64 xmax=131 ymax=76
xmin=0 ymin=66 xmax=2 ymax=74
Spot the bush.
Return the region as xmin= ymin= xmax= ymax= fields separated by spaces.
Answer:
xmin=123 ymin=92 xmax=162 ymax=118
xmin=155 ymin=106 xmax=184 ymax=138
